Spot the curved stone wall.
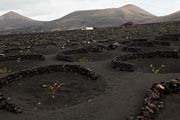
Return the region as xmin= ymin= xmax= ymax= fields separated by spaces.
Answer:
xmin=57 ymin=45 xmax=116 ymax=62
xmin=0 ymin=64 xmax=98 ymax=88
xmin=112 ymin=51 xmax=180 ymax=72
xmin=155 ymin=34 xmax=180 ymax=41
xmin=1 ymin=48 xmax=25 ymax=54
xmin=0 ymin=93 xmax=22 ymax=113
xmin=122 ymin=47 xmax=143 ymax=52
xmin=128 ymin=78 xmax=180 ymax=120
xmin=0 ymin=54 xmax=45 ymax=62
xmin=0 ymin=64 xmax=99 ymax=113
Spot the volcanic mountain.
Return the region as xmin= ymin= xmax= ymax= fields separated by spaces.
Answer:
xmin=41 ymin=4 xmax=156 ymax=31
xmin=142 ymin=11 xmax=180 ymax=23
xmin=0 ymin=11 xmax=45 ymax=31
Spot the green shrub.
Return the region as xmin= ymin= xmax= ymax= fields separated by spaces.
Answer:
xmin=42 ymin=81 xmax=64 ymax=98
xmin=79 ymin=57 xmax=91 ymax=62
xmin=149 ymin=64 xmax=165 ymax=74
xmin=0 ymin=67 xmax=11 ymax=74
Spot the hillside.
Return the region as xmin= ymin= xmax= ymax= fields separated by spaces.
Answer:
xmin=0 ymin=11 xmax=46 ymax=31
xmin=42 ymin=4 xmax=156 ymax=31
xmin=142 ymin=11 xmax=180 ymax=23
xmin=2 ymin=4 xmax=180 ymax=33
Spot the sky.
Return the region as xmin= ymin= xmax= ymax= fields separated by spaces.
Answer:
xmin=0 ymin=0 xmax=180 ymax=21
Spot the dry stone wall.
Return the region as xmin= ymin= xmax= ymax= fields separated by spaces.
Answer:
xmin=112 ymin=51 xmax=180 ymax=72
xmin=0 ymin=64 xmax=99 ymax=113
xmin=0 ymin=54 xmax=45 ymax=62
xmin=128 ymin=78 xmax=180 ymax=120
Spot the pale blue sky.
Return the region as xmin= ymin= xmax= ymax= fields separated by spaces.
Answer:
xmin=0 ymin=0 xmax=180 ymax=21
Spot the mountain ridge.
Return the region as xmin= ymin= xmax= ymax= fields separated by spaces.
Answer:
xmin=0 ymin=4 xmax=180 ymax=33
xmin=41 ymin=4 xmax=156 ymax=31
xmin=0 ymin=11 xmax=46 ymax=31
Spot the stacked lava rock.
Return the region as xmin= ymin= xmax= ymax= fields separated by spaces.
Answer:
xmin=0 ymin=64 xmax=98 ymax=113
xmin=122 ymin=47 xmax=143 ymax=52
xmin=112 ymin=55 xmax=135 ymax=72
xmin=1 ymin=48 xmax=25 ymax=54
xmin=127 ymin=41 xmax=154 ymax=47
xmin=0 ymin=64 xmax=98 ymax=88
xmin=0 ymin=93 xmax=22 ymax=113
xmin=0 ymin=54 xmax=45 ymax=62
xmin=120 ymin=38 xmax=153 ymax=47
xmin=152 ymin=41 xmax=170 ymax=46
xmin=57 ymin=45 xmax=115 ymax=62
xmin=128 ymin=78 xmax=180 ymax=120
xmin=155 ymin=34 xmax=180 ymax=41
xmin=112 ymin=51 xmax=180 ymax=72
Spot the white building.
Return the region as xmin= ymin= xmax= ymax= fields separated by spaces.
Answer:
xmin=81 ymin=27 xmax=94 ymax=31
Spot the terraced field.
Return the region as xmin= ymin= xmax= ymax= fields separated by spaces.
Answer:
xmin=0 ymin=21 xmax=180 ymax=120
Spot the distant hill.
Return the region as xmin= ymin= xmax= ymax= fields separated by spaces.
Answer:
xmin=1 ymin=4 xmax=180 ymax=34
xmin=41 ymin=4 xmax=156 ymax=31
xmin=0 ymin=11 xmax=46 ymax=31
xmin=142 ymin=11 xmax=180 ymax=23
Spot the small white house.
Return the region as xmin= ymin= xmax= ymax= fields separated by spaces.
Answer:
xmin=81 ymin=27 xmax=94 ymax=31
xmin=0 ymin=54 xmax=5 ymax=56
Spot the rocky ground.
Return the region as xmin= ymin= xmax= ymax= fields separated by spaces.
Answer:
xmin=0 ymin=22 xmax=180 ymax=120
